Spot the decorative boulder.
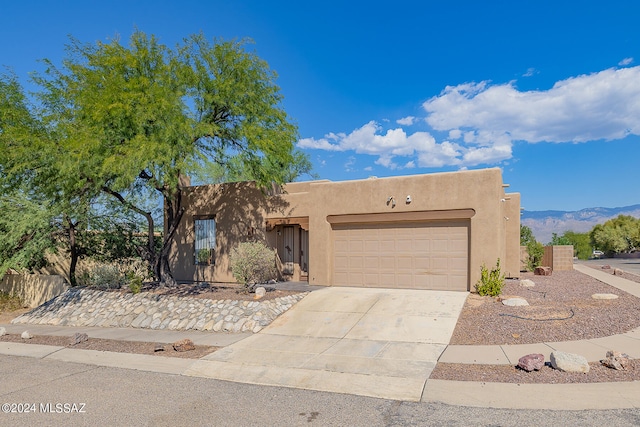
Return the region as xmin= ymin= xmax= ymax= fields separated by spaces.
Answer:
xmin=613 ymin=268 xmax=624 ymax=276
xmin=173 ymin=338 xmax=196 ymax=352
xmin=21 ymin=331 xmax=32 ymax=339
xmin=601 ymin=350 xmax=631 ymax=371
xmin=550 ymin=351 xmax=590 ymax=373
xmin=520 ymin=279 xmax=536 ymax=287
xmin=502 ymin=297 xmax=529 ymax=306
xmin=534 ymin=266 xmax=552 ymax=276
xmin=254 ymin=287 xmax=267 ymax=300
xmin=0 ymin=327 xmax=6 ymax=336
xmin=69 ymin=332 xmax=89 ymax=346
xmin=518 ymin=353 xmax=545 ymax=372
xmin=601 ymin=265 xmax=611 ymax=270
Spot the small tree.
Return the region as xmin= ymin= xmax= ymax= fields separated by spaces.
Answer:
xmin=229 ymin=241 xmax=278 ymax=292
xmin=475 ymin=258 xmax=505 ymax=297
xmin=521 ymin=225 xmax=544 ymax=271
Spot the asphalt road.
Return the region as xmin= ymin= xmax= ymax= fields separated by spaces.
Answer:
xmin=1 ymin=355 xmax=640 ymax=427
xmin=577 ymin=258 xmax=640 ymax=276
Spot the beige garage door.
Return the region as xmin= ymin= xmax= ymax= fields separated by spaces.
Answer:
xmin=333 ymin=221 xmax=469 ymax=291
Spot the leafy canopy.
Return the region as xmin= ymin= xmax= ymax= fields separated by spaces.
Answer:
xmin=1 ymin=30 xmax=310 ymax=285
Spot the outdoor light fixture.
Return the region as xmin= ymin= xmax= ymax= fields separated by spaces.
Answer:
xmin=406 ymin=195 xmax=412 ymax=203
xmin=386 ymin=196 xmax=396 ymax=208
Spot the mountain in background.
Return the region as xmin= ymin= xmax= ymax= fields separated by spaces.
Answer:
xmin=521 ymin=204 xmax=640 ymax=244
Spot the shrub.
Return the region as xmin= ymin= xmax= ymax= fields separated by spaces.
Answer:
xmin=126 ymin=272 xmax=143 ymax=294
xmin=229 ymin=241 xmax=278 ymax=292
xmin=475 ymin=258 xmax=505 ymax=297
xmin=76 ymin=258 xmax=152 ymax=290
xmin=78 ymin=265 xmax=127 ymax=290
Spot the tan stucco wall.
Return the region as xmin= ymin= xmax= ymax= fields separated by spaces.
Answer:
xmin=0 ymin=274 xmax=68 ymax=308
xmin=169 ymin=168 xmax=520 ymax=291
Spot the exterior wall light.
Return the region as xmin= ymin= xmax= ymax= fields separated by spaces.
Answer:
xmin=386 ymin=196 xmax=396 ymax=208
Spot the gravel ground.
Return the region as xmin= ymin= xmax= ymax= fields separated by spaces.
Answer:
xmin=0 ymin=334 xmax=218 ymax=359
xmin=433 ymin=268 xmax=640 ymax=384
xmin=449 ymin=269 xmax=640 ymax=346
xmin=430 ymin=360 xmax=640 ymax=384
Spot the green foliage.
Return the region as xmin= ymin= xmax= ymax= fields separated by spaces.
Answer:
xmin=196 ymin=249 xmax=212 ymax=265
xmin=78 ymin=265 xmax=127 ymax=290
xmin=76 ymin=258 xmax=151 ymax=290
xmin=520 ymin=225 xmax=544 ymax=271
xmin=550 ymin=231 xmax=591 ymax=260
xmin=0 ymin=30 xmax=311 ymax=286
xmin=589 ymin=215 xmax=640 ymax=255
xmin=0 ymin=189 xmax=58 ymax=277
xmin=475 ymin=259 xmax=506 ymax=296
xmin=229 ymin=241 xmax=277 ymax=292
xmin=126 ymin=272 xmax=143 ymax=294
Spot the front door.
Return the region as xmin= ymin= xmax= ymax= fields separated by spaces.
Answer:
xmin=282 ymin=226 xmax=295 ymax=275
xmin=300 ymin=228 xmax=309 ymax=279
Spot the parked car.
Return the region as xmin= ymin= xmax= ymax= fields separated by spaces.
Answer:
xmin=592 ymin=250 xmax=605 ymax=258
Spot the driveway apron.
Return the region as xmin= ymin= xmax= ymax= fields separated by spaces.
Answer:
xmin=184 ymin=287 xmax=468 ymax=401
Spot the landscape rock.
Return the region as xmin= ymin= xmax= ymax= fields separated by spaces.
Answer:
xmin=550 ymin=350 xmax=590 ymax=373
xmin=9 ymin=287 xmax=308 ymax=334
xmin=0 ymin=327 xmax=6 ymax=336
xmin=592 ymin=293 xmax=619 ymax=300
xmin=517 ymin=353 xmax=545 ymax=372
xmin=613 ymin=268 xmax=624 ymax=276
xmin=534 ymin=266 xmax=552 ymax=276
xmin=21 ymin=331 xmax=32 ymax=339
xmin=600 ymin=350 xmax=631 ymax=371
xmin=69 ymin=332 xmax=89 ymax=346
xmin=172 ymin=338 xmax=196 ymax=352
xmin=502 ymin=297 xmax=529 ymax=307
xmin=520 ymin=279 xmax=535 ymax=287
xmin=154 ymin=344 xmax=165 ymax=352
xmin=601 ymin=265 xmax=611 ymax=270
xmin=254 ymin=287 xmax=266 ymax=300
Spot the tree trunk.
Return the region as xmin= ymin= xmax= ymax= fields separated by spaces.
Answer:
xmin=67 ymin=217 xmax=79 ymax=287
xmin=101 ymin=186 xmax=158 ymax=281
xmin=156 ymin=205 xmax=184 ymax=287
xmin=156 ymin=186 xmax=184 ymax=287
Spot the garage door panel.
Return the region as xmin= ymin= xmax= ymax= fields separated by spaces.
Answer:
xmin=397 ymin=256 xmax=413 ymax=270
xmin=333 ymin=221 xmax=468 ymax=291
xmin=379 ymin=257 xmax=395 ymax=269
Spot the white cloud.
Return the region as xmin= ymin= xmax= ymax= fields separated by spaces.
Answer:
xmin=523 ymin=67 xmax=538 ymax=77
xmin=619 ymin=57 xmax=633 ymax=66
xmin=396 ymin=116 xmax=416 ymax=125
xmin=298 ymin=65 xmax=640 ymax=170
xmin=423 ymin=66 xmax=640 ymax=143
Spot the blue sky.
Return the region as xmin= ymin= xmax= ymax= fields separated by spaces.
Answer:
xmin=2 ymin=0 xmax=639 ymax=211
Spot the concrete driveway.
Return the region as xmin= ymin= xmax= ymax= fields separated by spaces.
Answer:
xmin=184 ymin=287 xmax=468 ymax=401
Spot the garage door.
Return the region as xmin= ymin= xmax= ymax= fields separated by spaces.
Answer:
xmin=333 ymin=221 xmax=469 ymax=291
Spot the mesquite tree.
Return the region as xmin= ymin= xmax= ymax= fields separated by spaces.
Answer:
xmin=1 ymin=31 xmax=307 ymax=286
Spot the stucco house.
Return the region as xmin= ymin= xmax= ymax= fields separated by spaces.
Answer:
xmin=168 ymin=167 xmax=520 ymax=291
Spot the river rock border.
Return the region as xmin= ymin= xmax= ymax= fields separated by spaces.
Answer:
xmin=11 ymin=288 xmax=308 ymax=333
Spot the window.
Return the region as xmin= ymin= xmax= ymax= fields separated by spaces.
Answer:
xmin=194 ymin=218 xmax=216 ymax=265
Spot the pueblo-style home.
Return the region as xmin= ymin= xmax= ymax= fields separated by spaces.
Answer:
xmin=168 ymin=168 xmax=520 ymax=291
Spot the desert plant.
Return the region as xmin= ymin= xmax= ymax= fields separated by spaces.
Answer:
xmin=126 ymin=272 xmax=143 ymax=294
xmin=475 ymin=258 xmax=505 ymax=297
xmin=78 ymin=264 xmax=127 ymax=290
xmin=229 ymin=241 xmax=278 ymax=292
